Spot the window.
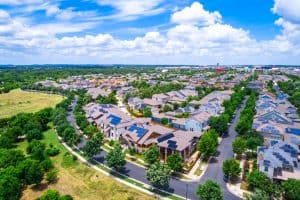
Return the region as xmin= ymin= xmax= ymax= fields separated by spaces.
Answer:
xmin=264 ymin=166 xmax=268 ymax=172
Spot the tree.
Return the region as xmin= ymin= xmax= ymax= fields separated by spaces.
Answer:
xmin=247 ymin=189 xmax=269 ymax=200
xmin=282 ymin=179 xmax=300 ymax=200
xmin=83 ymin=132 xmax=103 ymax=158
xmin=146 ymin=162 xmax=171 ymax=188
xmin=0 ymin=149 xmax=25 ymax=168
xmin=17 ymin=159 xmax=44 ymax=185
xmin=83 ymin=140 xmax=101 ymax=158
xmin=209 ymin=114 xmax=229 ymax=135
xmin=222 ymin=159 xmax=241 ymax=181
xmin=0 ymin=135 xmax=14 ymax=148
xmin=46 ymin=169 xmax=58 ymax=183
xmin=26 ymin=140 xmax=46 ymax=161
xmin=163 ymin=105 xmax=172 ymax=112
xmin=93 ymin=132 xmax=104 ymax=144
xmin=166 ymin=153 xmax=183 ymax=172
xmin=26 ymin=128 xmax=43 ymax=142
xmin=196 ymin=180 xmax=223 ymax=200
xmin=37 ymin=189 xmax=73 ymax=200
xmin=143 ymin=107 xmax=152 ymax=117
xmin=144 ymin=146 xmax=159 ymax=165
xmin=0 ymin=168 xmax=22 ymax=200
xmin=247 ymin=170 xmax=273 ymax=195
xmin=83 ymin=125 xmax=98 ymax=138
xmin=105 ymin=145 xmax=126 ymax=170
xmin=161 ymin=118 xmax=168 ymax=125
xmin=197 ymin=130 xmax=218 ymax=160
xmin=38 ymin=189 xmax=60 ymax=200
xmin=232 ymin=137 xmax=247 ymax=157
xmin=246 ymin=135 xmax=263 ymax=152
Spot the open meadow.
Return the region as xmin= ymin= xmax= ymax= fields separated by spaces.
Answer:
xmin=0 ymin=89 xmax=64 ymax=119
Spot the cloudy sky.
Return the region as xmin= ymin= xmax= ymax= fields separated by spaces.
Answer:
xmin=0 ymin=0 xmax=300 ymax=65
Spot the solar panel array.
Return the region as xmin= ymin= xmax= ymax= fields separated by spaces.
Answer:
xmin=273 ymin=152 xmax=290 ymax=165
xmin=286 ymin=128 xmax=300 ymax=136
xmin=128 ymin=125 xmax=148 ymax=138
xmin=261 ymin=126 xmax=280 ymax=134
xmin=280 ymin=144 xmax=298 ymax=158
xmin=157 ymin=133 xmax=174 ymax=143
xmin=107 ymin=114 xmax=122 ymax=126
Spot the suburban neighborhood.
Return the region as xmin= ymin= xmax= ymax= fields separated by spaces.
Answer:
xmin=9 ymin=66 xmax=295 ymax=200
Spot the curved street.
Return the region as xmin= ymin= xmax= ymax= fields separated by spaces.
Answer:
xmin=67 ymin=96 xmax=248 ymax=200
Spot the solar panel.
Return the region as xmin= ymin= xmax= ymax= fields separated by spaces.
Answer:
xmin=167 ymin=140 xmax=178 ymax=150
xmin=263 ymin=160 xmax=271 ymax=166
xmin=270 ymin=140 xmax=278 ymax=146
xmin=107 ymin=114 xmax=122 ymax=126
xmin=157 ymin=133 xmax=174 ymax=143
xmin=293 ymin=161 xmax=298 ymax=168
xmin=286 ymin=128 xmax=300 ymax=136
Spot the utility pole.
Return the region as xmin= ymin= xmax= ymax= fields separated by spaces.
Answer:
xmin=185 ymin=183 xmax=188 ymax=200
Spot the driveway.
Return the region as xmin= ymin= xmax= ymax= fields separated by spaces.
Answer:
xmin=68 ymin=96 xmax=248 ymax=200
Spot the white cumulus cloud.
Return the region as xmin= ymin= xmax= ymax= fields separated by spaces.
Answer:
xmin=171 ymin=2 xmax=221 ymax=26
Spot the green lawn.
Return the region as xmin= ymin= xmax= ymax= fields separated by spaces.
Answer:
xmin=18 ymin=126 xmax=154 ymax=200
xmin=0 ymin=89 xmax=64 ymax=119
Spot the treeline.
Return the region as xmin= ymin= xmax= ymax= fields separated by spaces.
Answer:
xmin=278 ymin=76 xmax=300 ymax=114
xmin=0 ymin=108 xmax=60 ymax=200
xmin=235 ymin=92 xmax=258 ymax=135
xmin=0 ymin=108 xmax=53 ymax=148
xmin=232 ymin=91 xmax=263 ymax=160
xmin=209 ymin=84 xmax=248 ymax=136
xmin=22 ymin=85 xmax=82 ymax=146
xmin=0 ymin=67 xmax=155 ymax=93
xmin=21 ymin=84 xmax=68 ymax=96
xmin=54 ymin=97 xmax=81 ymax=146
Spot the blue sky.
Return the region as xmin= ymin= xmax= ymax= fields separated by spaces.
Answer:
xmin=0 ymin=0 xmax=300 ymax=65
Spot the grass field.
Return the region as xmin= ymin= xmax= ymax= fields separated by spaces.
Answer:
xmin=0 ymin=89 xmax=64 ymax=119
xmin=18 ymin=126 xmax=154 ymax=200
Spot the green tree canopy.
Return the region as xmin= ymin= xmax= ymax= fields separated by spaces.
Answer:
xmin=247 ymin=170 xmax=273 ymax=195
xmin=0 ymin=167 xmax=22 ymax=200
xmin=222 ymin=159 xmax=241 ymax=180
xmin=197 ymin=130 xmax=218 ymax=160
xmin=26 ymin=140 xmax=46 ymax=161
xmin=105 ymin=145 xmax=126 ymax=170
xmin=232 ymin=137 xmax=247 ymax=156
xmin=282 ymin=179 xmax=300 ymax=200
xmin=196 ymin=180 xmax=223 ymax=200
xmin=143 ymin=107 xmax=152 ymax=118
xmin=144 ymin=146 xmax=160 ymax=165
xmin=209 ymin=114 xmax=229 ymax=135
xmin=17 ymin=159 xmax=45 ymax=185
xmin=146 ymin=162 xmax=171 ymax=188
xmin=166 ymin=153 xmax=183 ymax=172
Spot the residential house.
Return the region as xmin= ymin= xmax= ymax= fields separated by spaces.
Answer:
xmin=157 ymin=130 xmax=202 ymax=161
xmin=122 ymin=124 xmax=173 ymax=152
xmin=257 ymin=141 xmax=300 ymax=180
xmin=87 ymin=87 xmax=110 ymax=99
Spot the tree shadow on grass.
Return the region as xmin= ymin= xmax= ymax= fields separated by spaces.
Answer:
xmin=31 ymin=182 xmax=49 ymax=191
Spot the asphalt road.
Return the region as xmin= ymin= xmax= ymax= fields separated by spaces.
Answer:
xmin=68 ymin=96 xmax=248 ymax=200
